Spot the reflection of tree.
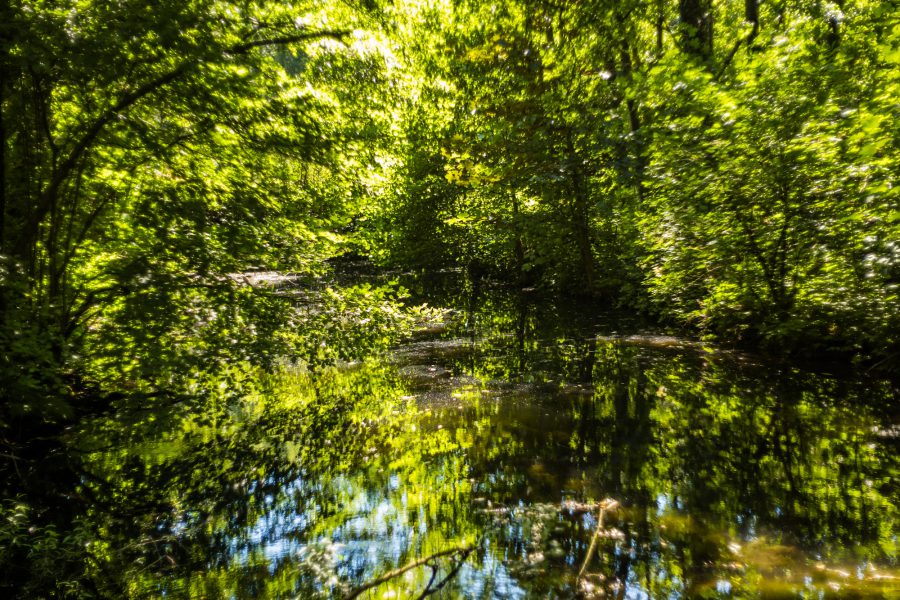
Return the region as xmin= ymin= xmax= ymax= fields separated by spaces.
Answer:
xmin=625 ymin=352 xmax=898 ymax=597
xmin=417 ymin=281 xmax=898 ymax=596
xmin=3 ymin=284 xmax=897 ymax=598
xmin=1 ymin=363 xmax=428 ymax=598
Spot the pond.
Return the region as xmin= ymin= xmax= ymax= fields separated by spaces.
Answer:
xmin=5 ymin=277 xmax=899 ymax=598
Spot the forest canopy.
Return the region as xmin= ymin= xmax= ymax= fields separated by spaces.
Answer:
xmin=1 ymin=0 xmax=898 ymax=425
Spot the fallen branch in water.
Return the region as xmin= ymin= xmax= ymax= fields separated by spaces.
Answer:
xmin=577 ymin=498 xmax=620 ymax=581
xmin=344 ymin=545 xmax=474 ymax=600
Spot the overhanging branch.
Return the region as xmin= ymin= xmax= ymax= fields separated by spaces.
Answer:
xmin=231 ymin=29 xmax=351 ymax=53
xmin=22 ymin=27 xmax=353 ymax=257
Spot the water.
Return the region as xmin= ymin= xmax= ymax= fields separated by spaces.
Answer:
xmin=8 ymin=280 xmax=899 ymax=598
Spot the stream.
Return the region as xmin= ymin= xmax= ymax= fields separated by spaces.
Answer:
xmin=9 ymin=277 xmax=900 ymax=598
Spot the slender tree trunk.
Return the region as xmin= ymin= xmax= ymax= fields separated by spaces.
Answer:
xmin=573 ymin=184 xmax=595 ymax=292
xmin=745 ymin=0 xmax=760 ymax=50
xmin=510 ymin=188 xmax=525 ymax=282
xmin=655 ymin=2 xmax=665 ymax=57
xmin=745 ymin=0 xmax=759 ymax=32
xmin=679 ymin=0 xmax=714 ymax=61
xmin=617 ymin=33 xmax=646 ymax=203
xmin=825 ymin=0 xmax=843 ymax=49
xmin=566 ymin=136 xmax=595 ymax=292
xmin=0 ymin=68 xmax=6 ymax=254
xmin=0 ymin=0 xmax=10 ymax=253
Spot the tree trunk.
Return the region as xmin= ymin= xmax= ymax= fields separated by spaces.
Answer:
xmin=0 ymin=69 xmax=6 ymax=254
xmin=745 ymin=0 xmax=759 ymax=29
xmin=679 ymin=0 xmax=714 ymax=61
xmin=573 ymin=182 xmax=595 ymax=292
xmin=0 ymin=0 xmax=10 ymax=254
xmin=510 ymin=188 xmax=525 ymax=282
xmin=825 ymin=1 xmax=842 ymax=49
xmin=566 ymin=137 xmax=595 ymax=293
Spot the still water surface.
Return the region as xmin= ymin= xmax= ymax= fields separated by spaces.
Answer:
xmin=71 ymin=282 xmax=900 ymax=598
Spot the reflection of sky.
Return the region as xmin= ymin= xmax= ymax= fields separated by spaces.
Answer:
xmin=234 ymin=475 xmax=314 ymax=566
xmin=205 ymin=315 xmax=898 ymax=598
xmin=230 ymin=462 xmax=527 ymax=597
xmin=457 ymin=556 xmax=527 ymax=599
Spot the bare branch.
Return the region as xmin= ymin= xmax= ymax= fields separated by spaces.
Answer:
xmin=418 ymin=548 xmax=474 ymax=598
xmin=577 ymin=498 xmax=619 ymax=581
xmin=344 ymin=546 xmax=473 ymax=600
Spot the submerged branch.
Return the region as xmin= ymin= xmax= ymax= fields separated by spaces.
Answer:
xmin=344 ymin=545 xmax=474 ymax=600
xmin=577 ymin=498 xmax=619 ymax=581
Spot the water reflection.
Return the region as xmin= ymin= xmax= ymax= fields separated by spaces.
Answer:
xmin=4 ymin=282 xmax=899 ymax=598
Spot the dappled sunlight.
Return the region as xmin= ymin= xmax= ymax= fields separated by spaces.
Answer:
xmin=21 ymin=282 xmax=892 ymax=598
xmin=2 ymin=0 xmax=899 ymax=597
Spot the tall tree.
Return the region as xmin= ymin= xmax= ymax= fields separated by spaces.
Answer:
xmin=0 ymin=0 xmax=387 ymax=416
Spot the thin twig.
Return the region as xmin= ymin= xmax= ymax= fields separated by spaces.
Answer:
xmin=577 ymin=498 xmax=619 ymax=580
xmin=866 ymin=351 xmax=899 ymax=374
xmin=0 ymin=452 xmax=22 ymax=478
xmin=415 ymin=563 xmax=439 ymax=600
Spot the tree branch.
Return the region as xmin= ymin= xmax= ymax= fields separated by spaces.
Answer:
xmin=21 ymin=62 xmax=193 ymax=258
xmin=714 ymin=18 xmax=759 ymax=82
xmin=20 ymin=27 xmax=352 ymax=259
xmin=230 ymin=29 xmax=352 ymax=53
xmin=418 ymin=548 xmax=474 ymax=598
xmin=343 ymin=546 xmax=473 ymax=600
xmin=577 ymin=499 xmax=619 ymax=581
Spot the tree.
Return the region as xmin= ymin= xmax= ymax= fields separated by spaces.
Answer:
xmin=0 ymin=0 xmax=387 ymax=422
xmin=640 ymin=0 xmax=899 ymax=354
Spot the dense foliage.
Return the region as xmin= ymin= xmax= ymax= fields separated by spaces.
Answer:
xmin=372 ymin=0 xmax=899 ymax=362
xmin=0 ymin=1 xmax=898 ymax=594
xmin=0 ymin=0 xmax=399 ymax=423
xmin=2 ymin=0 xmax=897 ymax=420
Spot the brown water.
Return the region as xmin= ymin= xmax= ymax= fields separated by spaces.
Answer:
xmin=11 ymin=282 xmax=900 ymax=598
